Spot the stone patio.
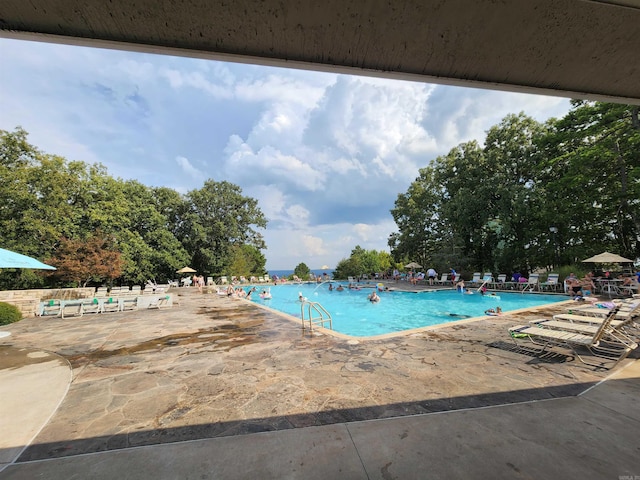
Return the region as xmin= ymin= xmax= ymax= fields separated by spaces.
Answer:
xmin=0 ymin=286 xmax=629 ymax=463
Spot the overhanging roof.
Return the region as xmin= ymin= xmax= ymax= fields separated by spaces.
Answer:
xmin=1 ymin=0 xmax=639 ymax=104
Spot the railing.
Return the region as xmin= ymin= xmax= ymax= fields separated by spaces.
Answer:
xmin=300 ymin=300 xmax=332 ymax=331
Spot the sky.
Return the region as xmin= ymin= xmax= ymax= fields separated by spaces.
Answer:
xmin=0 ymin=38 xmax=574 ymax=270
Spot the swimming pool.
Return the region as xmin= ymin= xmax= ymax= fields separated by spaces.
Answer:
xmin=249 ymin=283 xmax=566 ymax=337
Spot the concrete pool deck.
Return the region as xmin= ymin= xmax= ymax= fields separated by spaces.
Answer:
xmin=1 ymin=285 xmax=638 ymax=478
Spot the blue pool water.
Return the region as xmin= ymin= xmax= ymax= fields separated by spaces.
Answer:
xmin=249 ymin=283 xmax=566 ymax=337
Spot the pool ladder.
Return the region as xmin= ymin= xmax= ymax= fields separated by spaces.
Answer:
xmin=300 ymin=300 xmax=333 ymax=331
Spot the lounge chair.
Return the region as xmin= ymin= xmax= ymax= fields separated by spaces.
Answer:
xmin=508 ymin=307 xmax=638 ymax=367
xmin=219 ymin=276 xmax=228 ymax=285
xmin=81 ymin=298 xmax=102 ymax=314
xmin=476 ymin=273 xmax=492 ymax=290
xmin=102 ymin=298 xmax=120 ymax=313
xmin=491 ymin=274 xmax=507 ymax=290
xmin=468 ymin=272 xmax=482 ymax=286
xmin=60 ymin=300 xmax=84 ymax=318
xmin=95 ymin=287 xmax=109 ymax=298
xmin=540 ymin=273 xmax=560 ymax=292
xmin=120 ymin=297 xmax=138 ymax=311
xmin=522 ymin=273 xmax=540 ymax=292
xmin=147 ymin=295 xmax=170 ymax=309
xmin=434 ymin=273 xmax=449 ymax=286
xmin=130 ymin=285 xmax=142 ymax=295
xmin=39 ymin=299 xmax=62 ymax=317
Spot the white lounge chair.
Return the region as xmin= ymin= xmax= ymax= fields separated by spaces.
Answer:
xmin=95 ymin=287 xmax=109 ymax=298
xmin=434 ymin=273 xmax=449 ymax=286
xmin=477 ymin=273 xmax=493 ymax=290
xmin=522 ymin=273 xmax=540 ymax=292
xmin=492 ymin=274 xmax=507 ymax=289
xmin=540 ymin=273 xmax=560 ymax=292
xmin=468 ymin=272 xmax=482 ymax=286
xmin=509 ymin=307 xmax=637 ymax=367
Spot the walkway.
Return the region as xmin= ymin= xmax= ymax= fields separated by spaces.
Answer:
xmin=1 ymin=287 xmax=638 ymax=478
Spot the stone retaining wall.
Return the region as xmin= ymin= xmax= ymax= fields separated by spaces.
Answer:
xmin=0 ymin=288 xmax=96 ymax=317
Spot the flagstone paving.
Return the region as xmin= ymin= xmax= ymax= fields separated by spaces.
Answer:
xmin=0 ymin=286 xmax=626 ymax=462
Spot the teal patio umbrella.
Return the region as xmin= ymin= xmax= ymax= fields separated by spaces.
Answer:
xmin=0 ymin=248 xmax=56 ymax=270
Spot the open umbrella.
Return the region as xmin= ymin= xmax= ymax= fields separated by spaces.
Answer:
xmin=176 ymin=266 xmax=197 ymax=274
xmin=404 ymin=262 xmax=422 ymax=269
xmin=0 ymin=247 xmax=56 ymax=270
xmin=582 ymin=252 xmax=634 ymax=264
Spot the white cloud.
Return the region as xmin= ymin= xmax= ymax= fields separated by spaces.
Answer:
xmin=0 ymin=38 xmax=573 ymax=270
xmin=175 ymin=156 xmax=202 ymax=179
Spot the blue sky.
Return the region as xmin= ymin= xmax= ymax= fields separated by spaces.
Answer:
xmin=0 ymin=38 xmax=573 ymax=270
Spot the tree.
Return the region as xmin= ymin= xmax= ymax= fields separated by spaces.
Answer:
xmin=536 ymin=101 xmax=640 ymax=262
xmin=333 ymin=247 xmax=392 ymax=279
xmin=228 ymin=245 xmax=267 ymax=278
xmin=184 ymin=180 xmax=267 ymax=274
xmin=293 ymin=262 xmax=311 ymax=280
xmin=46 ymin=232 xmax=123 ymax=287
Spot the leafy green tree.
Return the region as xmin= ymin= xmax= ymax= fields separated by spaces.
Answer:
xmin=536 ymin=101 xmax=640 ymax=262
xmin=293 ymin=262 xmax=311 ymax=280
xmin=228 ymin=245 xmax=267 ymax=278
xmin=184 ymin=180 xmax=267 ymax=275
xmin=333 ymin=247 xmax=391 ymax=279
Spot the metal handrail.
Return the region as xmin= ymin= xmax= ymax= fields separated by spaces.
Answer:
xmin=300 ymin=300 xmax=332 ymax=331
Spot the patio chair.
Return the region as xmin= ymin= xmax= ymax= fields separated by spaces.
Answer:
xmin=468 ymin=272 xmax=482 ymax=286
xmin=130 ymin=285 xmax=142 ymax=295
xmin=148 ymin=295 xmax=170 ymax=309
xmin=522 ymin=273 xmax=540 ymax=292
xmin=508 ymin=307 xmax=637 ymax=367
xmin=540 ymin=273 xmax=560 ymax=292
xmin=60 ymin=300 xmax=83 ymax=318
xmin=39 ymin=299 xmax=62 ymax=317
xmin=434 ymin=273 xmax=449 ymax=286
xmin=476 ymin=273 xmax=492 ymax=291
xmin=81 ymin=298 xmax=102 ymax=314
xmin=102 ymin=298 xmax=120 ymax=313
xmin=554 ymin=302 xmax=640 ymax=331
xmin=120 ymin=297 xmax=139 ymax=311
xmin=95 ymin=287 xmax=109 ymax=298
xmin=219 ymin=276 xmax=228 ymax=285
xmin=491 ymin=274 xmax=507 ymax=289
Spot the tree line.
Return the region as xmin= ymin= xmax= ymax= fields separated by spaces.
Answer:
xmin=387 ymin=101 xmax=640 ymax=277
xmin=0 ymin=127 xmax=267 ymax=290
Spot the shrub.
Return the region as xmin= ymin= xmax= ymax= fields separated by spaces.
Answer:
xmin=0 ymin=302 xmax=23 ymax=325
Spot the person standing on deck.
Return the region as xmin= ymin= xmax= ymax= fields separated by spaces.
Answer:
xmin=427 ymin=268 xmax=437 ymax=285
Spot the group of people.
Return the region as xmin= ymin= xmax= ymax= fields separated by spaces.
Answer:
xmin=401 ymin=267 xmax=459 ymax=286
xmin=565 ymin=270 xmax=640 ymax=299
xmin=564 ymin=272 xmax=596 ymax=298
xmin=226 ymin=285 xmax=256 ymax=299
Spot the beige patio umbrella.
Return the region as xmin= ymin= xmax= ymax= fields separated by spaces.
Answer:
xmin=404 ymin=262 xmax=422 ymax=269
xmin=176 ymin=266 xmax=197 ymax=274
xmin=582 ymin=252 xmax=634 ymax=264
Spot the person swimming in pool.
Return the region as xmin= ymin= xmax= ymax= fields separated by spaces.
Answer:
xmin=368 ymin=291 xmax=380 ymax=303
